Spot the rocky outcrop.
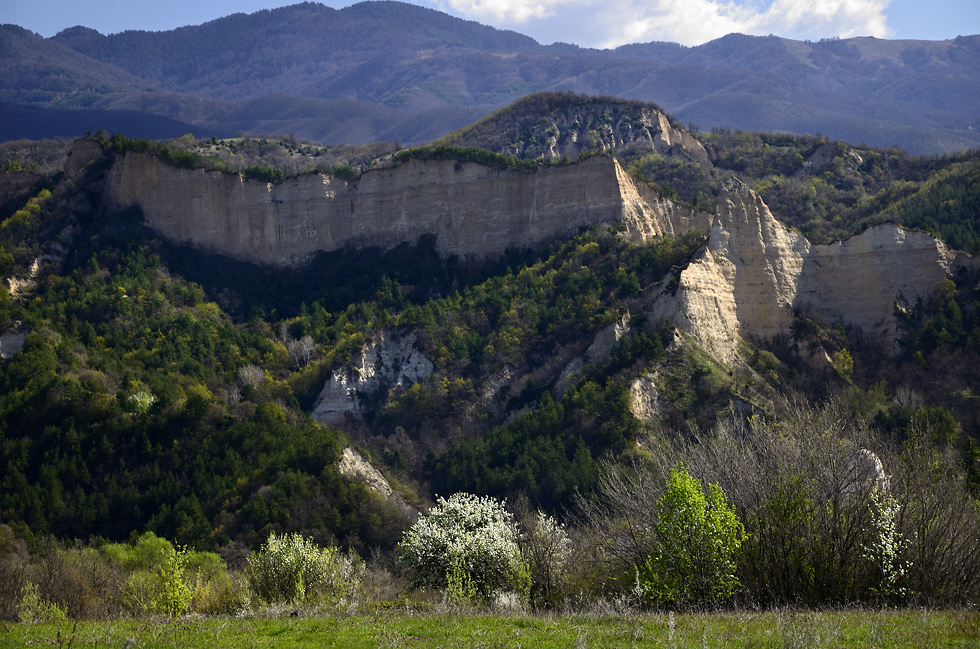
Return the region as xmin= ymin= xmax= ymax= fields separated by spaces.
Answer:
xmin=648 ymin=179 xmax=973 ymax=362
xmin=99 ymin=143 xmax=972 ymax=368
xmin=65 ymin=138 xmax=105 ymax=177
xmin=842 ymin=448 xmax=889 ymax=499
xmin=102 ymin=152 xmax=709 ymax=267
xmin=337 ymin=446 xmax=393 ymax=499
xmin=312 ymin=330 xmax=433 ymax=425
xmin=555 ymin=313 xmax=631 ymax=396
xmin=629 ymin=373 xmax=662 ymax=423
xmin=439 ymin=94 xmax=710 ymax=164
xmin=504 ymin=105 xmax=708 ymax=164
xmin=0 ymin=171 xmax=42 ymax=207
xmin=0 ymin=323 xmax=28 ymax=359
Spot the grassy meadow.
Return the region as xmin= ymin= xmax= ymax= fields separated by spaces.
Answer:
xmin=2 ymin=609 xmax=979 ymax=649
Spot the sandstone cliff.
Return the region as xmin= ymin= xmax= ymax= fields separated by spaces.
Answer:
xmin=647 ymin=179 xmax=974 ymax=362
xmin=97 ymin=139 xmax=973 ymax=369
xmin=0 ymin=170 xmax=42 ymax=207
xmin=104 ymin=152 xmax=702 ymax=266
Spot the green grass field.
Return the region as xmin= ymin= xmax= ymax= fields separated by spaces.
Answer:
xmin=2 ymin=610 xmax=978 ymax=648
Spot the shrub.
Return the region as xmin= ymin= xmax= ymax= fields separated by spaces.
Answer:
xmin=17 ymin=582 xmax=66 ymax=624
xmin=241 ymin=165 xmax=285 ymax=184
xmin=518 ymin=510 xmax=572 ymax=609
xmin=641 ymin=465 xmax=744 ymax=608
xmin=158 ymin=546 xmax=191 ymax=617
xmin=102 ymin=533 xmax=235 ymax=617
xmin=331 ymin=164 xmax=360 ymax=180
xmin=398 ymin=493 xmax=527 ymax=603
xmin=244 ymin=532 xmax=363 ymax=608
xmin=862 ymin=487 xmax=911 ymax=602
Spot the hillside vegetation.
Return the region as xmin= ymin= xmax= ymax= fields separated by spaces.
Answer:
xmin=1 ymin=95 xmax=979 ymax=616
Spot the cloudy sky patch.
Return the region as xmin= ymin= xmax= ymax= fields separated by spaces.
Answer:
xmin=5 ymin=0 xmax=977 ymax=47
xmin=433 ymin=0 xmax=894 ymax=46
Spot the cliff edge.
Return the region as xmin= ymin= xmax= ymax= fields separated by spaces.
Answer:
xmin=103 ymin=151 xmax=707 ymax=267
xmin=648 ymin=179 xmax=973 ymax=362
xmin=95 ymin=139 xmax=973 ymax=365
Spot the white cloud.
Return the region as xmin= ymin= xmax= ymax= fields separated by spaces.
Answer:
xmin=432 ymin=0 xmax=892 ymax=47
xmin=762 ymin=0 xmax=891 ymax=39
xmin=434 ymin=0 xmax=580 ymax=23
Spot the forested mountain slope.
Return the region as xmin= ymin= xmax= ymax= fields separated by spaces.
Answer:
xmin=1 ymin=92 xmax=979 ymax=561
xmin=2 ymin=3 xmax=978 ymax=152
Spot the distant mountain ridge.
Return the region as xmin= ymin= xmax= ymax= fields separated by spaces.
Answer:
xmin=2 ymin=1 xmax=979 ymax=153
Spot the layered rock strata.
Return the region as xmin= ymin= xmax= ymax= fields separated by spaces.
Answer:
xmin=98 ymin=140 xmax=973 ymax=369
xmin=102 ymin=150 xmax=710 ymax=267
xmin=648 ymin=179 xmax=973 ymax=362
xmin=0 ymin=170 xmax=42 ymax=206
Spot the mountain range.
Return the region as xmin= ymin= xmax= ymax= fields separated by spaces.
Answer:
xmin=2 ymin=1 xmax=979 ymax=154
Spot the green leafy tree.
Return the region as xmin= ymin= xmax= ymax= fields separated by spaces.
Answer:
xmin=642 ymin=465 xmax=744 ymax=607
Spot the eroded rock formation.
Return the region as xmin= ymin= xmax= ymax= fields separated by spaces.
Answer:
xmin=96 ymin=139 xmax=973 ymax=371
xmin=311 ymin=330 xmax=433 ymax=425
xmin=0 ymin=322 xmax=28 ymax=359
xmin=555 ymin=313 xmax=631 ymax=396
xmin=337 ymin=446 xmax=393 ymax=499
xmin=647 ymin=178 xmax=973 ymax=362
xmin=0 ymin=171 xmax=42 ymax=207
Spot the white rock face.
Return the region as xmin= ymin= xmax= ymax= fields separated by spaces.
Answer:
xmin=842 ymin=448 xmax=889 ymax=499
xmin=312 ymin=330 xmax=433 ymax=425
xmin=98 ymin=144 xmax=974 ymax=369
xmin=337 ymin=446 xmax=393 ymax=499
xmin=0 ymin=325 xmax=27 ymax=359
xmin=629 ymin=373 xmax=662 ymax=423
xmin=648 ymin=179 xmax=974 ymax=362
xmin=105 ymin=153 xmax=694 ymax=266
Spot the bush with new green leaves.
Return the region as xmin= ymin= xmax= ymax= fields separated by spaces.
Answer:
xmin=244 ymin=532 xmax=363 ymax=608
xmin=398 ymin=492 xmax=527 ymax=603
xmin=158 ymin=545 xmax=191 ymax=617
xmin=101 ymin=532 xmax=231 ymax=616
xmin=17 ymin=582 xmax=67 ymax=624
xmin=641 ymin=465 xmax=744 ymax=608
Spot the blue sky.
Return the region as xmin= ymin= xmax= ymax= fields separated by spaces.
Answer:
xmin=3 ymin=0 xmax=978 ymax=47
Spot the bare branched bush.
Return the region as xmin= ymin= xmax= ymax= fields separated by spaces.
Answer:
xmin=573 ymin=456 xmax=665 ymax=589
xmin=287 ymin=335 xmax=316 ymax=369
xmin=892 ymin=433 xmax=980 ymax=604
xmin=513 ymin=499 xmax=572 ymax=610
xmin=0 ymin=525 xmax=29 ymax=620
xmin=677 ymin=401 xmax=881 ymax=605
xmin=576 ymin=396 xmax=980 ymax=607
xmin=237 ymin=364 xmax=265 ymax=389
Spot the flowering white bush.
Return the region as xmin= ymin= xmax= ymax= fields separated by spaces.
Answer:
xmin=862 ymin=487 xmax=911 ymax=601
xmin=398 ymin=492 xmax=525 ymax=601
xmin=244 ymin=532 xmax=363 ymax=608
